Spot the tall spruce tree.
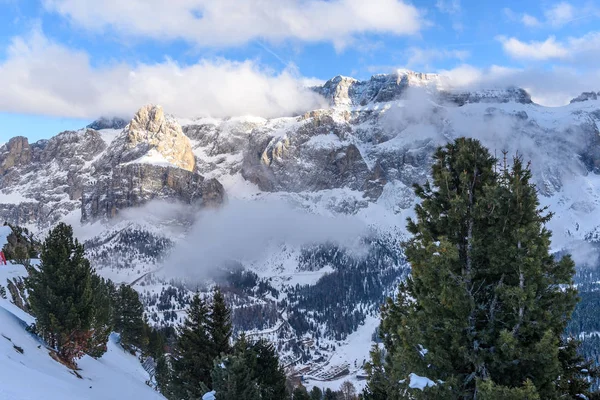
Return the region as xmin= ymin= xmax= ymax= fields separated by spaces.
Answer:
xmin=211 ymin=334 xmax=288 ymax=400
xmin=209 ymin=287 xmax=232 ymax=358
xmin=114 ymin=285 xmax=147 ymax=353
xmin=366 ymin=138 xmax=585 ymax=399
xmin=87 ymin=275 xmax=113 ymax=358
xmin=171 ymin=293 xmax=213 ymax=399
xmin=309 ymin=386 xmax=323 ymax=400
xmin=26 ymin=223 xmax=95 ymax=363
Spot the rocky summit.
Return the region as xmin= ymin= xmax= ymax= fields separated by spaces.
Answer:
xmin=1 ymin=70 xmax=600 ymax=386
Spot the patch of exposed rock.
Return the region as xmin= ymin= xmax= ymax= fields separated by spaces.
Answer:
xmin=81 ymin=164 xmax=224 ymax=222
xmin=98 ymin=105 xmax=196 ymax=172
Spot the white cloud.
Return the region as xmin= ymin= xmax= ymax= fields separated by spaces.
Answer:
xmin=521 ymin=14 xmax=542 ymax=27
xmin=498 ymin=32 xmax=600 ymax=62
xmin=505 ymin=2 xmax=583 ymax=28
xmin=436 ymin=0 xmax=461 ymax=15
xmin=0 ymin=30 xmax=327 ymax=119
xmin=438 ymin=63 xmax=600 ymax=106
xmin=499 ymin=36 xmax=569 ymax=60
xmin=545 ymin=2 xmax=575 ymax=27
xmin=161 ymin=198 xmax=368 ymax=281
xmin=43 ymin=0 xmax=423 ymax=50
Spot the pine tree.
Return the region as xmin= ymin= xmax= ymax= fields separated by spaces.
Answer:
xmin=367 ymin=138 xmax=585 ymax=399
xmin=87 ymin=275 xmax=113 ymax=358
xmin=209 ymin=287 xmax=232 ymax=358
xmin=323 ymin=388 xmax=337 ymax=400
xmin=292 ymin=385 xmax=310 ymax=400
xmin=26 ymin=223 xmax=95 ymax=364
xmin=211 ymin=334 xmax=288 ymax=400
xmin=253 ymin=339 xmax=288 ymax=400
xmin=114 ymin=285 xmax=147 ymax=353
xmin=363 ymin=345 xmax=391 ymax=400
xmin=171 ymin=293 xmax=213 ymax=399
xmin=156 ymin=354 xmax=177 ymax=399
xmin=310 ymin=386 xmax=323 ymax=400
xmin=212 ymin=334 xmax=259 ymax=400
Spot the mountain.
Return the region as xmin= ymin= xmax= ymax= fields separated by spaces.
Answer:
xmin=1 ymin=69 xmax=600 ymax=390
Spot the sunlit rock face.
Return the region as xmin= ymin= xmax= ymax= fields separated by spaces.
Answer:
xmin=97 ymin=104 xmax=196 ymax=172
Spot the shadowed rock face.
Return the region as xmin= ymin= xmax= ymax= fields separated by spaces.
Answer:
xmin=81 ymin=163 xmax=224 ymax=222
xmin=86 ymin=117 xmax=128 ymax=131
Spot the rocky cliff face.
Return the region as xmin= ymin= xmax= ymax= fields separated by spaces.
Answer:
xmin=0 ymin=137 xmax=32 ymax=175
xmin=571 ymin=92 xmax=600 ymax=103
xmin=0 ymin=105 xmax=223 ymax=227
xmin=98 ymin=105 xmax=196 ymax=172
xmin=81 ymin=163 xmax=224 ymax=222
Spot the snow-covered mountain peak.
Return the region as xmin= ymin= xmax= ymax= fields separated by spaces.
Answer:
xmin=314 ymin=70 xmax=532 ymax=108
xmin=97 ymin=104 xmax=196 ymax=172
xmin=571 ymin=91 xmax=600 ymax=104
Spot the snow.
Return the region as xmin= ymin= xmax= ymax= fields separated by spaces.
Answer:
xmin=98 ymin=129 xmax=123 ymax=146
xmin=0 ymin=191 xmax=35 ymax=204
xmin=0 ymin=256 xmax=164 ymax=400
xmin=124 ymin=148 xmax=177 ymax=169
xmin=407 ymin=373 xmax=437 ymax=390
xmin=202 ymin=391 xmax=216 ymax=400
xmin=0 ymin=225 xmax=11 ymax=248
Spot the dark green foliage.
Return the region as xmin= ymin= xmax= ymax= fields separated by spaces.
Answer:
xmin=310 ymin=386 xmax=323 ymax=400
xmin=363 ymin=346 xmax=391 ymax=400
xmin=2 ymin=223 xmax=40 ymax=265
xmin=26 ymin=223 xmax=96 ymax=363
xmin=87 ymin=275 xmax=114 ymax=358
xmin=209 ymin=287 xmax=232 ymax=358
xmin=367 ymin=139 xmax=585 ymax=399
xmin=292 ymin=386 xmax=310 ymax=400
xmin=556 ymin=337 xmax=600 ymax=398
xmin=113 ymin=285 xmax=147 ymax=353
xmin=156 ymin=355 xmax=177 ymax=399
xmin=211 ymin=334 xmax=288 ymax=400
xmin=323 ymin=388 xmax=337 ymax=400
xmin=171 ymin=293 xmax=213 ymax=399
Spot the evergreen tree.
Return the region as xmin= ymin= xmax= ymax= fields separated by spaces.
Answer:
xmin=212 ymin=334 xmax=259 ymax=400
xmin=367 ymin=139 xmax=584 ymax=399
xmin=292 ymin=386 xmax=311 ymax=400
xmin=87 ymin=275 xmax=113 ymax=358
xmin=253 ymin=339 xmax=288 ymax=400
xmin=556 ymin=337 xmax=600 ymax=399
xmin=114 ymin=285 xmax=147 ymax=353
xmin=156 ymin=354 xmax=177 ymax=399
xmin=363 ymin=345 xmax=391 ymax=400
xmin=171 ymin=293 xmax=213 ymax=399
xmin=26 ymin=223 xmax=95 ymax=364
xmin=310 ymin=386 xmax=323 ymax=400
xmin=209 ymin=287 xmax=232 ymax=358
xmin=211 ymin=334 xmax=288 ymax=400
xmin=2 ymin=223 xmax=40 ymax=266
xmin=323 ymin=388 xmax=337 ymax=400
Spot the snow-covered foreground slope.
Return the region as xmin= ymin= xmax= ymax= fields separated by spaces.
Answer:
xmin=0 ymin=262 xmax=163 ymax=400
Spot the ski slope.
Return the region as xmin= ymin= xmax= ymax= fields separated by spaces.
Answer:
xmin=0 ymin=227 xmax=164 ymax=400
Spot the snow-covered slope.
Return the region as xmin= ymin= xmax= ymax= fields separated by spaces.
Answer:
xmin=0 ymin=227 xmax=164 ymax=400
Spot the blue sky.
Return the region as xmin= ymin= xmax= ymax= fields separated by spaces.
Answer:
xmin=1 ymin=0 xmax=600 ymax=142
